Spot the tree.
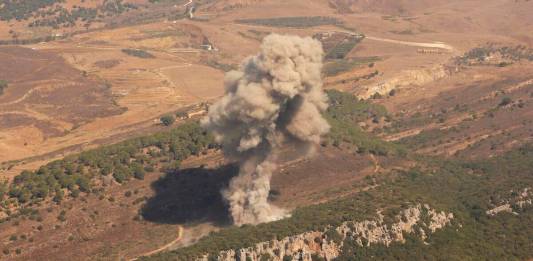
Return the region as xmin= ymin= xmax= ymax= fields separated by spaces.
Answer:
xmin=160 ymin=115 xmax=176 ymax=126
xmin=132 ymin=164 xmax=146 ymax=180
xmin=499 ymin=96 xmax=512 ymax=107
xmin=76 ymin=176 xmax=91 ymax=192
xmin=0 ymin=80 xmax=7 ymax=95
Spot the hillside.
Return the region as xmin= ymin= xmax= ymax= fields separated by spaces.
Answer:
xmin=0 ymin=0 xmax=532 ymax=260
xmin=146 ymin=144 xmax=533 ymax=260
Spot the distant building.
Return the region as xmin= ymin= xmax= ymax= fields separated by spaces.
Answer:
xmin=176 ymin=102 xmax=210 ymax=120
xmin=200 ymin=44 xmax=213 ymax=51
xmin=200 ymin=37 xmax=217 ymax=51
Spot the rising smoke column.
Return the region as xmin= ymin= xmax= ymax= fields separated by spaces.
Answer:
xmin=201 ymin=34 xmax=330 ymax=225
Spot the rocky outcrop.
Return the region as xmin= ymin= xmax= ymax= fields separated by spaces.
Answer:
xmin=198 ymin=204 xmax=454 ymax=261
xmin=486 ymin=187 xmax=532 ymax=216
xmin=359 ymin=65 xmax=449 ymax=99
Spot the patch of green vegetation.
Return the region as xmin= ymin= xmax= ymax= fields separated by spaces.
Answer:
xmin=0 ymin=80 xmax=7 ymax=95
xmin=204 ymin=59 xmax=237 ymax=72
xmin=325 ymin=90 xmax=404 ymax=156
xmin=144 ymin=144 xmax=533 ymax=260
xmin=386 ymin=112 xmax=433 ymax=134
xmin=0 ymin=34 xmax=65 ymax=45
xmin=235 ymin=16 xmax=341 ymax=28
xmin=396 ymin=128 xmax=450 ymax=149
xmin=0 ymin=122 xmax=214 ymax=221
xmin=121 ymin=48 xmax=155 ymax=59
xmin=29 ymin=0 xmax=136 ymax=29
xmin=131 ymin=29 xmax=185 ymax=41
xmin=457 ymin=44 xmax=533 ymax=65
xmin=0 ymin=0 xmax=61 ymax=21
xmin=144 ymin=188 xmax=378 ymax=260
xmin=0 ymin=0 xmax=136 ymax=29
xmin=499 ymin=96 xmax=512 ymax=107
xmin=325 ymin=37 xmax=364 ymax=60
xmin=389 ymin=29 xmax=415 ymax=35
xmin=160 ymin=115 xmax=176 ymax=126
xmin=381 ymin=15 xmax=398 ymax=22
xmin=323 ymin=57 xmax=380 ymax=77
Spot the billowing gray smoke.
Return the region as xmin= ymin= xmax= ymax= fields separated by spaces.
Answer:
xmin=201 ymin=34 xmax=330 ymax=225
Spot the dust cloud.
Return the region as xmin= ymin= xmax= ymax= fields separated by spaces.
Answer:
xmin=201 ymin=34 xmax=330 ymax=225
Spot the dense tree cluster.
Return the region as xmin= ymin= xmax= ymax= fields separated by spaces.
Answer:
xmin=28 ymin=0 xmax=137 ymax=29
xmin=456 ymin=44 xmax=533 ymax=65
xmin=0 ymin=0 xmax=136 ymax=29
xmin=325 ymin=37 xmax=363 ymax=60
xmin=0 ymin=0 xmax=61 ymax=21
xmin=325 ymin=90 xmax=404 ymax=156
xmin=0 ymin=122 xmax=214 ymax=218
xmin=0 ymin=35 xmax=63 ymax=45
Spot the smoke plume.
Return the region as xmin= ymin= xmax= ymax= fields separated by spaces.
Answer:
xmin=201 ymin=34 xmax=330 ymax=225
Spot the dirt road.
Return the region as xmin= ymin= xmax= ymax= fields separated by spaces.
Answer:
xmin=130 ymin=226 xmax=183 ymax=260
xmin=365 ymin=35 xmax=455 ymax=51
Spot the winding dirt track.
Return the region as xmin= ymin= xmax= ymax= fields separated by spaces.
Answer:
xmin=130 ymin=226 xmax=183 ymax=261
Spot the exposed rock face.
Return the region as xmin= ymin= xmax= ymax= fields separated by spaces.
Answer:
xmin=486 ymin=187 xmax=532 ymax=216
xmin=360 ymin=65 xmax=449 ymax=99
xmin=198 ymin=204 xmax=454 ymax=261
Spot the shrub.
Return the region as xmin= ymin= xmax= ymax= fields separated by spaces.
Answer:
xmin=132 ymin=165 xmax=146 ymax=180
xmin=57 ymin=210 xmax=66 ymax=222
xmin=499 ymin=96 xmax=512 ymax=107
xmin=160 ymin=115 xmax=176 ymax=126
xmin=121 ymin=48 xmax=154 ymax=58
xmin=0 ymin=80 xmax=7 ymax=95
